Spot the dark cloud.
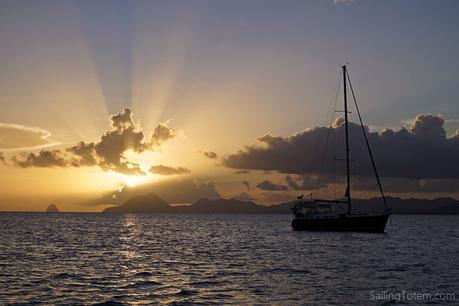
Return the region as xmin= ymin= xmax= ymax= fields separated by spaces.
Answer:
xmin=110 ymin=108 xmax=136 ymax=131
xmin=251 ymin=175 xmax=327 ymax=193
xmin=150 ymin=165 xmax=191 ymax=175
xmin=223 ymin=114 xmax=459 ymax=180
xmin=410 ymin=114 xmax=445 ymax=140
xmin=285 ymin=174 xmax=328 ymax=190
xmin=262 ymin=173 xmax=459 ymax=194
xmin=201 ymin=151 xmax=218 ymax=159
xmin=0 ymin=123 xmax=51 ymax=149
xmin=12 ymin=108 xmax=177 ymax=175
xmin=256 ymin=180 xmax=288 ymax=191
xmin=354 ymin=177 xmax=459 ymax=193
xmin=12 ymin=150 xmax=67 ymax=168
xmin=242 ymin=180 xmax=250 ymax=191
xmin=279 ymin=169 xmax=459 ymax=194
xmin=234 ymin=170 xmax=250 ymax=174
xmin=94 ymin=109 xmax=147 ymax=174
xmin=151 ymin=124 xmax=176 ymax=146
xmin=231 ymin=192 xmax=256 ymax=202
xmin=67 ymin=142 xmax=97 ymax=167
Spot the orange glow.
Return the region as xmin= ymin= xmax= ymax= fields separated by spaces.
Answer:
xmin=106 ymin=171 xmax=157 ymax=187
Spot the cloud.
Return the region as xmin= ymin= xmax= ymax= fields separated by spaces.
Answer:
xmin=151 ymin=123 xmax=176 ymax=146
xmin=354 ymin=177 xmax=459 ymax=193
xmin=234 ymin=170 xmax=250 ymax=174
xmin=153 ymin=180 xmax=220 ymax=203
xmin=410 ymin=114 xmax=446 ymax=140
xmin=231 ymin=192 xmax=256 ymax=202
xmin=110 ymin=108 xmax=136 ymax=131
xmin=259 ymin=174 xmax=458 ymax=195
xmin=242 ymin=180 xmax=250 ymax=191
xmin=94 ymin=109 xmax=147 ymax=174
xmin=256 ymin=179 xmax=288 ymax=191
xmin=251 ymin=175 xmax=327 ymax=193
xmin=12 ymin=150 xmax=67 ymax=168
xmin=0 ymin=123 xmax=51 ymax=149
xmin=223 ymin=114 xmax=459 ymax=180
xmin=11 ymin=108 xmax=177 ymax=175
xmin=293 ymin=173 xmax=459 ymax=194
xmin=201 ymin=151 xmax=218 ymax=159
xmin=150 ymin=165 xmax=191 ymax=175
xmin=88 ymin=179 xmax=221 ymax=205
xmin=285 ymin=174 xmax=328 ymax=190
xmin=67 ymin=142 xmax=97 ymax=167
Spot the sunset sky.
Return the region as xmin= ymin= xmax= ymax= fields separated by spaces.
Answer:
xmin=1 ymin=0 xmax=459 ymax=211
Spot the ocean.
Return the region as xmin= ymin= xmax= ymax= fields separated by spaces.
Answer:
xmin=0 ymin=213 xmax=457 ymax=305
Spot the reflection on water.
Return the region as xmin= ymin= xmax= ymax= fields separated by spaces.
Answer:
xmin=120 ymin=214 xmax=140 ymax=261
xmin=0 ymin=214 xmax=458 ymax=305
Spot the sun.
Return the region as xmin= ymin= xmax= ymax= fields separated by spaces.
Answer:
xmin=107 ymin=171 xmax=157 ymax=187
xmin=104 ymin=150 xmax=162 ymax=187
xmin=120 ymin=174 xmax=150 ymax=187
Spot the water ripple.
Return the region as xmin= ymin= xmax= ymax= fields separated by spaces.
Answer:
xmin=0 ymin=213 xmax=458 ymax=305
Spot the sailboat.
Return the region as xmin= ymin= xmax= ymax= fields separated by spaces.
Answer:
xmin=291 ymin=65 xmax=391 ymax=233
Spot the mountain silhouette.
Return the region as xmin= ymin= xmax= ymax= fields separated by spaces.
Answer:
xmin=46 ymin=204 xmax=60 ymax=212
xmin=102 ymin=193 xmax=459 ymax=214
xmin=103 ymin=193 xmax=172 ymax=213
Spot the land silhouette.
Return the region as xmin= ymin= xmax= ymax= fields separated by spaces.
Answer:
xmin=46 ymin=204 xmax=59 ymax=212
xmin=103 ymin=193 xmax=459 ymax=214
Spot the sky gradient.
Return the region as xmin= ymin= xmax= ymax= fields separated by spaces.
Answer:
xmin=1 ymin=0 xmax=459 ymax=211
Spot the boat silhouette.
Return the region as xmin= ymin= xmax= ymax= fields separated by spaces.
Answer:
xmin=292 ymin=65 xmax=391 ymax=233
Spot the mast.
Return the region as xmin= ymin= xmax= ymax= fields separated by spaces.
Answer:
xmin=343 ymin=65 xmax=352 ymax=214
xmin=345 ymin=69 xmax=389 ymax=213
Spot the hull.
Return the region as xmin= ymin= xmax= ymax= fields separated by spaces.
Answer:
xmin=292 ymin=213 xmax=390 ymax=233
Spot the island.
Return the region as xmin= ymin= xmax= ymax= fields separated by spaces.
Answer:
xmin=46 ymin=204 xmax=60 ymax=213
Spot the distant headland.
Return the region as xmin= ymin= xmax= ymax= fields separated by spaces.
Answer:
xmin=46 ymin=204 xmax=60 ymax=213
